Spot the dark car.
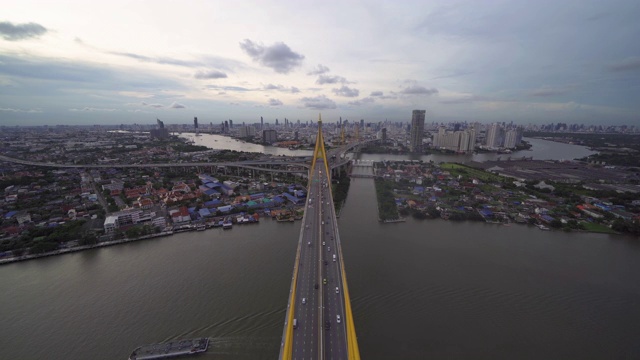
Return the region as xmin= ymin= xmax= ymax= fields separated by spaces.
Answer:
xmin=325 ymin=320 xmax=331 ymax=330
xmin=324 ymin=260 xmax=328 ymax=265
xmin=314 ymin=283 xmax=319 ymax=289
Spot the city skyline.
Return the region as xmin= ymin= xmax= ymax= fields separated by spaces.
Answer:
xmin=1 ymin=0 xmax=640 ymax=126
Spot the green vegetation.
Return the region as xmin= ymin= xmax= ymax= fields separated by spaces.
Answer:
xmin=332 ymin=174 xmax=351 ymax=212
xmin=1 ymin=220 xmax=88 ymax=254
xmin=374 ymin=178 xmax=399 ymax=221
xmin=582 ymin=222 xmax=617 ymax=234
xmin=440 ymin=163 xmax=503 ymax=182
xmin=172 ymin=143 xmax=209 ymax=152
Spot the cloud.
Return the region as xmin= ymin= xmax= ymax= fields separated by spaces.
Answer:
xmin=204 ymin=85 xmax=251 ymax=92
xmin=439 ymin=95 xmax=486 ymax=104
xmin=348 ymin=97 xmax=375 ymax=106
xmin=69 ymin=107 xmax=116 ymax=112
xmin=120 ymin=91 xmax=155 ymax=98
xmin=170 ymin=102 xmax=185 ymax=109
xmin=110 ymin=51 xmax=202 ymax=67
xmin=400 ymin=85 xmax=438 ymax=95
xmin=316 ymin=75 xmax=348 ymax=85
xmin=239 ymin=39 xmax=304 ymax=73
xmin=141 ymin=102 xmax=164 ymax=108
xmin=0 ymin=21 xmax=47 ymax=41
xmin=307 ymin=64 xmax=330 ymax=75
xmin=300 ymin=95 xmax=337 ymax=110
xmin=370 ymin=91 xmax=384 ymax=97
xmin=268 ymin=98 xmax=283 ymax=106
xmin=529 ymin=87 xmax=569 ymax=97
xmin=0 ymin=107 xmax=42 ymax=113
xmin=194 ymin=69 xmax=228 ymax=79
xmin=608 ymin=57 xmax=640 ymax=72
xmin=333 ymin=85 xmax=359 ymax=97
xmin=263 ymin=83 xmax=300 ymax=93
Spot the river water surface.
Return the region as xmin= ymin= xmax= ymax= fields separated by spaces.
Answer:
xmin=3 ymin=139 xmax=638 ymax=360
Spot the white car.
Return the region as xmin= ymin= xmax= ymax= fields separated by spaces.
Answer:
xmin=302 ymin=298 xmax=307 ymax=304
xmin=336 ymin=315 xmax=341 ymax=323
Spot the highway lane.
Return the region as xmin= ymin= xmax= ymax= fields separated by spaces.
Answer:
xmin=289 ymin=165 xmax=348 ymax=359
xmin=280 ymin=122 xmax=365 ymax=360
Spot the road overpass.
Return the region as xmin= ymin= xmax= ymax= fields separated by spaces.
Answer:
xmin=279 ymin=116 xmax=360 ymax=360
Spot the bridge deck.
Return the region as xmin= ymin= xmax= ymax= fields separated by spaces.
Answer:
xmin=279 ymin=116 xmax=360 ymax=360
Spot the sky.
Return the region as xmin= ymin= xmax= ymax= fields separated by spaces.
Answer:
xmin=1 ymin=0 xmax=640 ymax=126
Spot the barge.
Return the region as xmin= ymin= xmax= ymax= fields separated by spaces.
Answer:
xmin=129 ymin=337 xmax=209 ymax=360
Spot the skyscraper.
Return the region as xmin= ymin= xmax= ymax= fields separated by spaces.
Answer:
xmin=486 ymin=123 xmax=503 ymax=149
xmin=409 ymin=110 xmax=426 ymax=153
xmin=262 ymin=129 xmax=277 ymax=144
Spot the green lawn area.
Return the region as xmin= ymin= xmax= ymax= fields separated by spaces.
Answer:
xmin=440 ymin=163 xmax=503 ymax=182
xmin=582 ymin=222 xmax=617 ymax=234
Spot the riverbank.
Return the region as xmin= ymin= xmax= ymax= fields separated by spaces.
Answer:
xmin=0 ymin=231 xmax=175 ymax=266
xmin=369 ymin=159 xmax=634 ymax=236
xmin=0 ymin=211 xmax=306 ymax=266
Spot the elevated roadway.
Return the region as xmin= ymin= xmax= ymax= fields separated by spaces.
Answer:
xmin=279 ymin=116 xmax=360 ymax=360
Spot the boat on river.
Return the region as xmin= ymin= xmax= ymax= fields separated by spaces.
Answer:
xmin=128 ymin=337 xmax=209 ymax=360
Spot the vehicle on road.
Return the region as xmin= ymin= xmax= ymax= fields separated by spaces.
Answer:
xmin=332 ymin=254 xmax=336 ymax=261
xmin=323 ymin=278 xmax=327 ymax=285
xmin=315 ymin=283 xmax=319 ymax=289
xmin=293 ymin=319 xmax=298 ymax=329
xmin=336 ymin=287 xmax=339 ymax=294
xmin=336 ymin=315 xmax=341 ymax=323
xmin=302 ymin=298 xmax=306 ymax=304
xmin=325 ymin=320 xmax=331 ymax=330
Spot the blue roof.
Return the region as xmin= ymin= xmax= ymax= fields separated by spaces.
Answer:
xmin=198 ymin=208 xmax=211 ymax=217
xmin=282 ymin=192 xmax=303 ymax=203
xmin=479 ymin=209 xmax=493 ymax=216
xmin=205 ymin=199 xmax=222 ymax=207
xmin=541 ymin=215 xmax=554 ymax=222
xmin=4 ymin=210 xmax=18 ymax=219
xmin=250 ymin=193 xmax=265 ymax=200
xmin=204 ymin=189 xmax=219 ymax=196
xmin=188 ymin=207 xmax=197 ymax=214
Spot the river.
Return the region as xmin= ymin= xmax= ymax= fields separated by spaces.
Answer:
xmin=179 ymin=133 xmax=595 ymax=162
xmin=179 ymin=133 xmax=313 ymax=157
xmin=2 ymin=172 xmax=640 ymax=359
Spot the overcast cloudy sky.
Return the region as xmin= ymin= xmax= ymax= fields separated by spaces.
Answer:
xmin=1 ymin=0 xmax=639 ymax=126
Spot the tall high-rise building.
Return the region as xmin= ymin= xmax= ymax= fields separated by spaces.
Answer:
xmin=409 ymin=110 xmax=426 ymax=153
xmin=151 ymin=118 xmax=169 ymax=138
xmin=193 ymin=117 xmax=198 ymax=129
xmin=261 ymin=116 xmax=264 ymax=130
xmin=262 ymin=129 xmax=277 ymax=144
xmin=504 ymin=127 xmax=522 ymax=149
xmin=485 ymin=123 xmax=503 ymax=149
xmin=239 ymin=125 xmax=256 ymax=138
xmin=229 ymin=119 xmax=233 ymax=128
